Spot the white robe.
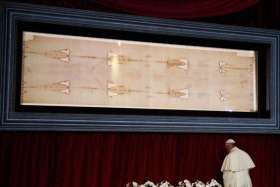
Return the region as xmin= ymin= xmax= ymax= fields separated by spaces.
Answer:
xmin=221 ymin=147 xmax=255 ymax=187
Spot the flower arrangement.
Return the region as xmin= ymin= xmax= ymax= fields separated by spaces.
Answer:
xmin=191 ymin=180 xmax=205 ymax=187
xmin=178 ymin=179 xmax=192 ymax=187
xmin=157 ymin=180 xmax=174 ymax=187
xmin=205 ymin=179 xmax=222 ymax=187
xmin=126 ymin=179 xmax=222 ymax=187
xmin=141 ymin=181 xmax=157 ymax=187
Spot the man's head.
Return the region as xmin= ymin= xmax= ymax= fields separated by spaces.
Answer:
xmin=225 ymin=139 xmax=236 ymax=152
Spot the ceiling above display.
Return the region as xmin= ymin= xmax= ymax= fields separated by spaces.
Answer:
xmin=91 ymin=0 xmax=258 ymax=19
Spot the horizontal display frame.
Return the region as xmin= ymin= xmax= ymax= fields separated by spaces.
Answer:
xmin=0 ymin=2 xmax=279 ymax=133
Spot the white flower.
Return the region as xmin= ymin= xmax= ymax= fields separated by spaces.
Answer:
xmin=192 ymin=180 xmax=205 ymax=187
xmin=178 ymin=179 xmax=192 ymax=187
xmin=126 ymin=181 xmax=139 ymax=187
xmin=132 ymin=181 xmax=139 ymax=187
xmin=143 ymin=180 xmax=157 ymax=187
xmin=158 ymin=180 xmax=173 ymax=187
xmin=205 ymin=179 xmax=222 ymax=187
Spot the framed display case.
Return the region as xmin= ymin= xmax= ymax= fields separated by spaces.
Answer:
xmin=0 ymin=2 xmax=279 ymax=132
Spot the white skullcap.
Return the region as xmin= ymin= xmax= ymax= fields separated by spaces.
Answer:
xmin=225 ymin=139 xmax=236 ymax=144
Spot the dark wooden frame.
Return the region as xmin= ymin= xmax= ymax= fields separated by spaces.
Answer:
xmin=0 ymin=2 xmax=280 ymax=133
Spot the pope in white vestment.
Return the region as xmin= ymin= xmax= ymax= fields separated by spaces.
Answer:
xmin=221 ymin=139 xmax=255 ymax=187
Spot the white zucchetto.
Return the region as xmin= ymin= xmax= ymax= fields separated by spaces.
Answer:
xmin=225 ymin=139 xmax=236 ymax=144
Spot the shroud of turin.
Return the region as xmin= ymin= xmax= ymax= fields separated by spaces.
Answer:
xmin=21 ymin=32 xmax=257 ymax=112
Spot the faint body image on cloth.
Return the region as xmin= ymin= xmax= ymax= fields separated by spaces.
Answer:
xmin=21 ymin=32 xmax=257 ymax=112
